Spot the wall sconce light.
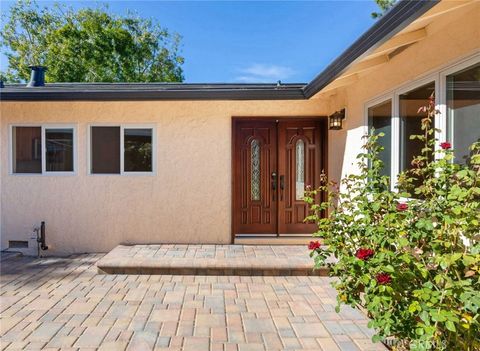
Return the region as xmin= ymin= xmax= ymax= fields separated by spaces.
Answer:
xmin=329 ymin=108 xmax=345 ymax=130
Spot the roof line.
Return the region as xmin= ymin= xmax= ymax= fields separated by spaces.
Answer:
xmin=0 ymin=0 xmax=440 ymax=101
xmin=1 ymin=84 xmax=307 ymax=101
xmin=302 ymin=0 xmax=439 ymax=98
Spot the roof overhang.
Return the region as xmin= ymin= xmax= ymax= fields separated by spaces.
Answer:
xmin=303 ymin=0 xmax=440 ymax=98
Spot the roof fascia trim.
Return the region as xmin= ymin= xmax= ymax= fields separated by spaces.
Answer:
xmin=0 ymin=88 xmax=307 ymax=101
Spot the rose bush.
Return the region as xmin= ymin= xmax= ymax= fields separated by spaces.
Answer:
xmin=305 ymin=96 xmax=480 ymax=350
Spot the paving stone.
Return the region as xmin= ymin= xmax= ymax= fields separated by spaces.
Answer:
xmin=127 ymin=330 xmax=158 ymax=350
xmin=0 ymin=252 xmax=385 ymax=351
xmin=183 ymin=336 xmax=210 ymax=351
xmin=237 ymin=343 xmax=265 ymax=351
xmin=28 ymin=322 xmax=64 ymax=342
xmin=292 ymin=322 xmax=330 ymax=338
xmin=74 ymin=326 xmax=110 ymax=348
xmin=45 ymin=335 xmax=78 ymax=348
xmin=317 ymin=337 xmax=342 ymax=351
xmin=196 ymin=313 xmax=226 ymax=328
xmin=243 ymin=319 xmax=276 ymax=333
xmin=150 ymin=309 xmax=181 ymax=322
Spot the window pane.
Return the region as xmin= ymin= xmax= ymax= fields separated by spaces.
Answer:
xmin=46 ymin=129 xmax=73 ymax=172
xmin=368 ymin=100 xmax=392 ymax=177
xmin=91 ymin=126 xmax=120 ymax=174
xmin=12 ymin=126 xmax=42 ymax=173
xmin=447 ymin=63 xmax=480 ymax=164
xmin=124 ymin=128 xmax=152 ymax=172
xmin=399 ymin=82 xmax=436 ymax=173
xmin=251 ymin=139 xmax=260 ymax=201
xmin=295 ymin=139 xmax=305 ymax=200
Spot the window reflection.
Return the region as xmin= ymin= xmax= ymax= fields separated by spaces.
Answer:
xmin=368 ymin=100 xmax=392 ymax=178
xmin=399 ymin=82 xmax=436 ymax=173
xmin=124 ymin=128 xmax=152 ymax=172
xmin=13 ymin=126 xmax=42 ymax=173
xmin=46 ymin=129 xmax=73 ymax=172
xmin=447 ymin=63 xmax=480 ymax=164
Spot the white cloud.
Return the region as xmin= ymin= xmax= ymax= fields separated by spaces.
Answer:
xmin=235 ymin=64 xmax=295 ymax=83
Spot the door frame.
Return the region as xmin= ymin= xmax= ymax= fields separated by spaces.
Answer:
xmin=231 ymin=116 xmax=328 ymax=243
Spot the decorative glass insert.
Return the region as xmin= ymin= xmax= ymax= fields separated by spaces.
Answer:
xmin=251 ymin=139 xmax=260 ymax=201
xmin=296 ymin=139 xmax=305 ymax=200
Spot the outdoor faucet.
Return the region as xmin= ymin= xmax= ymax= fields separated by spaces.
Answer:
xmin=35 ymin=221 xmax=48 ymax=257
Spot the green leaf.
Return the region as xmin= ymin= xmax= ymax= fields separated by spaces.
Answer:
xmin=445 ymin=320 xmax=456 ymax=332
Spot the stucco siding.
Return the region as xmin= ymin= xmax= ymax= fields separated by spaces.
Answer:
xmin=0 ymin=100 xmax=327 ymax=254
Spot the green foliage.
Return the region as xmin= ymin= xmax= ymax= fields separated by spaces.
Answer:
xmin=305 ymin=97 xmax=480 ymax=350
xmin=372 ymin=0 xmax=397 ymax=19
xmin=1 ymin=0 xmax=184 ymax=83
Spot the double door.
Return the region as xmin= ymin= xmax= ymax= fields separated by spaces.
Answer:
xmin=233 ymin=119 xmax=326 ymax=235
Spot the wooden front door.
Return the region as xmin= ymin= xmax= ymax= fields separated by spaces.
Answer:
xmin=233 ymin=118 xmax=326 ymax=236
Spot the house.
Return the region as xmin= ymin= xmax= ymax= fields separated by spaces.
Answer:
xmin=1 ymin=0 xmax=479 ymax=255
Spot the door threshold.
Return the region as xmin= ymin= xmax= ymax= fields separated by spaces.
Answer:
xmin=235 ymin=234 xmax=277 ymax=237
xmin=234 ymin=236 xmax=315 ymax=245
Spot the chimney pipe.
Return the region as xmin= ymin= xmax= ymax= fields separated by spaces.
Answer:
xmin=27 ymin=65 xmax=47 ymax=87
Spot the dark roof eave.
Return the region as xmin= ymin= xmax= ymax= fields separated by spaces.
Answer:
xmin=0 ymin=87 xmax=307 ymax=101
xmin=303 ymin=0 xmax=439 ymax=98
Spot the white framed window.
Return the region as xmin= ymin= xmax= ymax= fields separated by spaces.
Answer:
xmin=364 ymin=52 xmax=480 ymax=187
xmin=9 ymin=124 xmax=77 ymax=175
xmin=88 ymin=124 xmax=156 ymax=175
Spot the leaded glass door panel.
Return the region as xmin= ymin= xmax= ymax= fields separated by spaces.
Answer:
xmin=233 ymin=120 xmax=277 ymax=234
xmin=277 ymin=120 xmax=323 ymax=234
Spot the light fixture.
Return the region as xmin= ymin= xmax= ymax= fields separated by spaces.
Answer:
xmin=329 ymin=108 xmax=345 ymax=130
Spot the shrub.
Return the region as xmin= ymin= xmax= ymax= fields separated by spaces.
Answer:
xmin=305 ymin=96 xmax=480 ymax=350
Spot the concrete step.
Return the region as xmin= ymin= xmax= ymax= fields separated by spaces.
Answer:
xmin=97 ymin=244 xmax=330 ymax=276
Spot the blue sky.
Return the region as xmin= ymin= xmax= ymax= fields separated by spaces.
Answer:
xmin=0 ymin=1 xmax=379 ymax=83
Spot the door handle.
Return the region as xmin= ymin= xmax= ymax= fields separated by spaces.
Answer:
xmin=280 ymin=175 xmax=285 ymax=201
xmin=271 ymin=172 xmax=277 ymax=201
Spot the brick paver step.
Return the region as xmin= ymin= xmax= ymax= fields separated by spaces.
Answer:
xmin=96 ymin=244 xmax=331 ymax=276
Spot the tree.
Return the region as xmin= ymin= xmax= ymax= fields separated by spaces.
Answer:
xmin=371 ymin=0 xmax=397 ymax=19
xmin=1 ymin=0 xmax=184 ymax=83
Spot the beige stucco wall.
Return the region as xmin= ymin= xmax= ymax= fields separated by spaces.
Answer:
xmin=0 ymin=99 xmax=327 ymax=254
xmin=1 ymin=1 xmax=478 ymax=255
xmin=322 ymin=2 xmax=480 ymax=183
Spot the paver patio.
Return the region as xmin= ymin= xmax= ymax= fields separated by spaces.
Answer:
xmin=0 ymin=253 xmax=386 ymax=350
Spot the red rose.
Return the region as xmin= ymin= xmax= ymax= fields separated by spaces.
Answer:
xmin=396 ymin=203 xmax=408 ymax=212
xmin=355 ymin=248 xmax=375 ymax=261
xmin=308 ymin=241 xmax=321 ymax=250
xmin=376 ymin=273 xmax=392 ymax=285
xmin=440 ymin=142 xmax=451 ymax=150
